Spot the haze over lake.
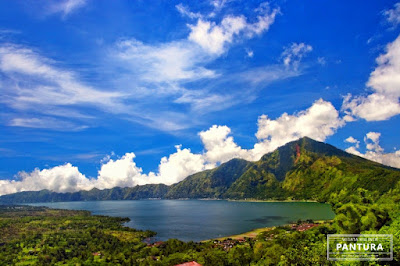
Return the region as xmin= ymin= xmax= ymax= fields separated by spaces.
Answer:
xmin=28 ymin=200 xmax=334 ymax=242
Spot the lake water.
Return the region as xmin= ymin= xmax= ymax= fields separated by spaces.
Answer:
xmin=28 ymin=200 xmax=335 ymax=242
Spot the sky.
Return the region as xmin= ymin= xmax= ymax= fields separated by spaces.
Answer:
xmin=0 ymin=0 xmax=400 ymax=195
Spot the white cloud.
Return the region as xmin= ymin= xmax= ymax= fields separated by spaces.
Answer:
xmin=176 ymin=4 xmax=202 ymax=19
xmin=9 ymin=117 xmax=88 ymax=131
xmin=0 ymin=44 xmax=124 ymax=112
xmin=343 ymin=34 xmax=400 ymax=121
xmin=0 ymin=164 xmax=94 ymax=196
xmin=250 ymin=99 xmax=344 ymax=159
xmin=188 ymin=3 xmax=279 ymax=55
xmin=199 ymin=125 xmax=248 ymax=165
xmin=345 ymin=133 xmax=400 ymax=169
xmin=239 ymin=65 xmax=300 ymax=85
xmin=149 ymin=145 xmax=211 ymax=185
xmin=384 ymin=3 xmax=400 ymax=27
xmin=281 ymin=43 xmax=313 ymax=70
xmin=345 ymin=136 xmax=360 ymax=148
xmin=115 ymin=39 xmax=216 ymax=83
xmin=210 ymin=0 xmax=229 ymax=10
xmin=317 ymin=57 xmax=326 ymax=66
xmin=188 ymin=17 xmax=247 ymax=55
xmin=365 ymin=132 xmax=381 ymax=146
xmin=100 ymin=151 xmax=116 ymax=164
xmin=47 ymin=0 xmax=87 ymax=17
xmin=95 ymin=153 xmax=145 ymax=189
xmin=174 ymin=91 xmax=234 ymax=112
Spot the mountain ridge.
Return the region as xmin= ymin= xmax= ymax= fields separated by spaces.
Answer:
xmin=1 ymin=137 xmax=399 ymax=204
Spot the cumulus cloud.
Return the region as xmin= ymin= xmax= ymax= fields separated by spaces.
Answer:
xmin=95 ymin=153 xmax=145 ymax=189
xmin=0 ymin=147 xmax=211 ymax=195
xmin=199 ymin=125 xmax=248 ymax=165
xmin=250 ymin=99 xmax=344 ymax=159
xmin=345 ymin=133 xmax=400 ymax=169
xmin=0 ymin=99 xmax=347 ymax=196
xmin=343 ymin=34 xmax=400 ymax=121
xmin=0 ymin=164 xmax=94 ymax=196
xmin=281 ymin=43 xmax=313 ymax=70
xmin=149 ymin=145 xmax=211 ymax=185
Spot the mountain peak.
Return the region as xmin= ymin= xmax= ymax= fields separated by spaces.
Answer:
xmin=279 ymin=136 xmax=351 ymax=158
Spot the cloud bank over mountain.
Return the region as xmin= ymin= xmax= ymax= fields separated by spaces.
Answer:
xmin=0 ymin=98 xmax=345 ymax=195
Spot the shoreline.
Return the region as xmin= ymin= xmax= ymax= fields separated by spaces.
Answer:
xmin=226 ymin=199 xmax=319 ymax=203
xmin=202 ymin=219 xmax=333 ymax=242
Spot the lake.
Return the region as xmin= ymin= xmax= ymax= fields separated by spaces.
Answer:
xmin=28 ymin=200 xmax=335 ymax=242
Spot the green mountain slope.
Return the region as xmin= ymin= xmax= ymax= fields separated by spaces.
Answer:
xmin=166 ymin=158 xmax=251 ymax=198
xmin=1 ymin=137 xmax=399 ymax=203
xmin=224 ymin=137 xmax=400 ymax=201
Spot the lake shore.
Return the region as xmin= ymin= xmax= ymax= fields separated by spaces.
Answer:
xmin=226 ymin=199 xmax=319 ymax=203
xmin=202 ymin=219 xmax=333 ymax=242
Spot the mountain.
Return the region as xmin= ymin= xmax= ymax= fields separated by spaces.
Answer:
xmin=1 ymin=137 xmax=399 ymax=204
xmin=224 ymin=137 xmax=399 ymax=201
xmin=0 ymin=184 xmax=169 ymax=204
xmin=166 ymin=158 xmax=251 ymax=198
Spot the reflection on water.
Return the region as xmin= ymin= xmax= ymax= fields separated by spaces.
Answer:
xmin=246 ymin=215 xmax=286 ymax=223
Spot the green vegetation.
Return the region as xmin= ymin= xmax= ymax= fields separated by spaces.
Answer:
xmin=2 ymin=199 xmax=399 ymax=265
xmin=166 ymin=158 xmax=251 ymax=198
xmin=0 ymin=206 xmax=156 ymax=265
xmin=1 ymin=137 xmax=400 ymax=264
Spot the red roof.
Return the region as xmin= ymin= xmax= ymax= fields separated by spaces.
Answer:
xmin=175 ymin=261 xmax=202 ymax=266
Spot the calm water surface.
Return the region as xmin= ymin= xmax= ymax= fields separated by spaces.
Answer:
xmin=28 ymin=200 xmax=334 ymax=242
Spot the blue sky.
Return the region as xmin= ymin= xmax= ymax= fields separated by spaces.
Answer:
xmin=0 ymin=0 xmax=400 ymax=194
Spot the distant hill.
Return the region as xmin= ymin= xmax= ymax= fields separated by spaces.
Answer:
xmin=0 ymin=184 xmax=169 ymax=204
xmin=1 ymin=137 xmax=399 ymax=204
